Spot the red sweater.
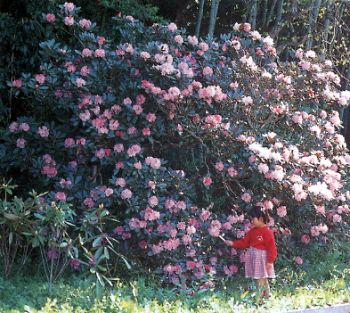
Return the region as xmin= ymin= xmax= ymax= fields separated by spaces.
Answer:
xmin=231 ymin=226 xmax=277 ymax=263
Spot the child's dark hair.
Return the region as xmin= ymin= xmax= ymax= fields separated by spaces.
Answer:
xmin=248 ymin=206 xmax=270 ymax=224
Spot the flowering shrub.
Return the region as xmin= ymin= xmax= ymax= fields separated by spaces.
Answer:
xmin=2 ymin=2 xmax=350 ymax=288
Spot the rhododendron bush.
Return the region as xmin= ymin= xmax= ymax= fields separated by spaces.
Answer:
xmin=2 ymin=2 xmax=350 ymax=288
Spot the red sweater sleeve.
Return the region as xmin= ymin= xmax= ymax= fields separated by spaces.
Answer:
xmin=231 ymin=230 xmax=251 ymax=249
xmin=265 ymin=228 xmax=277 ymax=263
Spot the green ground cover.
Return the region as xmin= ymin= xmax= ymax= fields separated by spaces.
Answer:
xmin=1 ymin=242 xmax=350 ymax=313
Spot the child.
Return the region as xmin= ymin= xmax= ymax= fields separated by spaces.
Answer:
xmin=225 ymin=206 xmax=277 ymax=299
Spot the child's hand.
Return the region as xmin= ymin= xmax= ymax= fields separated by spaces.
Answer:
xmin=224 ymin=240 xmax=232 ymax=247
xmin=266 ymin=262 xmax=273 ymax=270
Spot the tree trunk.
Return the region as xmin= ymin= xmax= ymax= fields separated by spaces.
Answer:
xmin=249 ymin=0 xmax=258 ymax=30
xmin=195 ymin=0 xmax=206 ymax=38
xmin=271 ymin=0 xmax=284 ymax=38
xmin=305 ymin=0 xmax=322 ymax=51
xmin=330 ymin=1 xmax=345 ymax=55
xmin=208 ymin=0 xmax=220 ymax=40
xmin=265 ymin=0 xmax=278 ymax=29
xmin=320 ymin=0 xmax=334 ymax=61
xmin=261 ymin=0 xmax=268 ymax=30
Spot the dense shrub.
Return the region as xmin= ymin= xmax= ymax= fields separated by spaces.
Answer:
xmin=2 ymin=2 xmax=350 ymax=289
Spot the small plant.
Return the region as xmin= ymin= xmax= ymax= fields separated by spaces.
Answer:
xmin=31 ymin=200 xmax=76 ymax=293
xmin=0 ymin=179 xmax=41 ymax=278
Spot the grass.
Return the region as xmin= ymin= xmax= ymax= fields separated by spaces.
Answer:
xmin=1 ymin=243 xmax=350 ymax=312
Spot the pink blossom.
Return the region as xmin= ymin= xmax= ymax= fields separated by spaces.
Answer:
xmin=147 ymin=181 xmax=156 ymax=189
xmin=241 ymin=96 xmax=253 ymax=105
xmin=12 ymin=79 xmax=22 ymax=88
xmin=105 ymin=188 xmax=114 ymax=197
xmin=208 ymin=220 xmax=221 ymax=237
xmin=333 ymin=214 xmax=342 ymax=223
xmin=38 ymin=126 xmax=49 ymax=138
xmin=64 ymin=61 xmax=76 ymax=73
xmin=94 ymin=49 xmax=105 ymax=58
xmin=95 ymin=148 xmax=106 ymax=159
xmin=113 ymin=143 xmax=124 ymax=153
xmin=79 ymin=110 xmax=91 ymax=122
xmin=82 ymin=48 xmax=92 ymax=58
xmin=35 ymin=74 xmax=46 ymax=84
xmin=97 ymin=36 xmax=105 ymax=45
xmin=187 ymin=35 xmax=198 ymax=45
xmin=241 ymin=192 xmax=252 ymax=203
xmin=129 ymin=218 xmax=146 ymax=230
xmin=64 ymin=138 xmax=75 ymax=148
xmin=127 ymin=144 xmax=141 ymax=157
xmin=64 ymin=16 xmax=74 ymax=26
xmin=55 ymin=191 xmax=66 ymax=202
xmin=9 ymin=122 xmax=18 ymax=132
xmin=123 ymin=97 xmax=132 ymax=105
xmin=200 ymin=209 xmax=211 ymax=221
xmin=215 ymin=162 xmax=224 ymax=171
xmin=116 ymin=161 xmax=124 ymax=169
xmin=133 ymin=161 xmax=142 ymax=169
xmin=70 ymin=258 xmax=80 ymax=270
xmin=257 ymin=163 xmax=269 ymax=174
xmin=199 ymin=42 xmax=209 ymax=51
xmin=152 ymin=243 xmax=164 ymax=254
xmin=163 ymin=238 xmax=180 ymax=250
xmin=113 ymin=226 xmax=124 ymax=235
xmin=227 ymin=167 xmax=238 ymax=177
xmin=203 ymin=66 xmax=213 ymax=76
xmin=142 ymin=128 xmax=151 ymax=136
xmin=140 ymin=51 xmax=151 ymax=60
xmin=174 ymin=35 xmax=184 ymax=44
xmin=251 ymin=30 xmax=261 ymax=40
xmin=301 ymin=234 xmax=310 ymax=244
xmin=148 ymin=196 xmax=159 ymax=207
xmin=79 ymin=19 xmax=91 ymax=29
xmin=292 ymin=112 xmax=303 ymax=125
xmin=63 ymin=2 xmax=75 ymax=13
xmin=294 ymin=256 xmax=303 ymax=265
xmin=19 ymin=123 xmax=30 ymax=132
xmin=133 ymin=104 xmax=143 ymax=115
xmin=76 ymin=78 xmax=86 ymax=88
xmin=203 ymin=176 xmax=213 ymax=186
xmin=109 ymin=120 xmax=120 ymax=130
xmin=145 ymin=156 xmax=161 ymax=169
xmin=80 ymin=66 xmax=90 ymax=76
xmin=276 ymin=206 xmax=287 ymax=217
xmin=121 ymin=189 xmax=132 ymax=199
xmin=41 ymin=166 xmax=57 ymax=178
xmin=186 ymin=225 xmax=196 ymax=235
xmin=115 ymin=178 xmax=126 ymax=187
xmin=205 ymin=114 xmax=222 ymax=127
xmin=83 ymin=197 xmax=94 ymax=208
xmin=45 ymin=13 xmax=56 ymax=23
xmin=16 ymin=138 xmax=26 ymax=148
xmin=146 ymin=113 xmax=156 ymax=123
xmin=167 ymin=22 xmax=177 ymax=32
xmin=144 ymin=207 xmax=160 ymax=221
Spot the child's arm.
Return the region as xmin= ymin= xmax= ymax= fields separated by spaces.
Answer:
xmin=265 ymin=229 xmax=277 ymax=263
xmin=225 ymin=231 xmax=251 ymax=249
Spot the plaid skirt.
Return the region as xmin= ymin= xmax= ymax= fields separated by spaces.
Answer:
xmin=244 ymin=247 xmax=275 ymax=279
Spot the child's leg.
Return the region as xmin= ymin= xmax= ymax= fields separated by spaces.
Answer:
xmin=256 ymin=278 xmax=270 ymax=297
